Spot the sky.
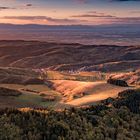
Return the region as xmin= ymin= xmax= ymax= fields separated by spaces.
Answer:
xmin=0 ymin=0 xmax=140 ymax=25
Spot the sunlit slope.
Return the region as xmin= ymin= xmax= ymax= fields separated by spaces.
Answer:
xmin=51 ymin=80 xmax=130 ymax=106
xmin=0 ymin=66 xmax=137 ymax=109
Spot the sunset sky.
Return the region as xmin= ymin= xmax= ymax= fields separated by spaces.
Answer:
xmin=0 ymin=0 xmax=140 ymax=25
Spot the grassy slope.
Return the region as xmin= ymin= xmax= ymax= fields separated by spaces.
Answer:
xmin=0 ymin=84 xmax=61 ymax=109
xmin=51 ymin=80 xmax=131 ymax=106
xmin=0 ymin=41 xmax=140 ymax=72
xmin=0 ymin=70 xmax=136 ymax=109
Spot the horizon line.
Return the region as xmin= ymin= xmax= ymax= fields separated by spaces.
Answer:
xmin=0 ymin=23 xmax=139 ymax=27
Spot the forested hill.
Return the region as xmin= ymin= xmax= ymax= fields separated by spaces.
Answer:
xmin=0 ymin=88 xmax=140 ymax=140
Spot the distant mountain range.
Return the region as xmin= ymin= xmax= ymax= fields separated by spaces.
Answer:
xmin=0 ymin=23 xmax=140 ymax=30
xmin=0 ymin=23 xmax=140 ymax=46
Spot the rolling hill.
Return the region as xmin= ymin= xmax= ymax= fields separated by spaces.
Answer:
xmin=0 ymin=67 xmax=43 ymax=84
xmin=0 ymin=40 xmax=140 ymax=72
xmin=0 ymin=40 xmax=140 ymax=109
xmin=51 ymin=80 xmax=130 ymax=106
xmin=110 ymin=69 xmax=140 ymax=85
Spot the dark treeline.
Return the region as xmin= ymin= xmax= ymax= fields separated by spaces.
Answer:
xmin=0 ymin=89 xmax=140 ymax=140
xmin=107 ymin=78 xmax=128 ymax=87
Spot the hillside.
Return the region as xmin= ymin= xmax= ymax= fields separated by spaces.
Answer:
xmin=0 ymin=40 xmax=140 ymax=139
xmin=110 ymin=69 xmax=140 ymax=85
xmin=0 ymin=69 xmax=132 ymax=109
xmin=0 ymin=67 xmax=43 ymax=84
xmin=52 ymin=80 xmax=129 ymax=106
xmin=0 ymin=88 xmax=140 ymax=140
xmin=0 ymin=40 xmax=140 ymax=109
xmin=0 ymin=40 xmax=140 ymax=72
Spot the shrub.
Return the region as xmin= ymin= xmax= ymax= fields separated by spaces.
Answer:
xmin=0 ymin=87 xmax=22 ymax=96
xmin=107 ymin=78 xmax=128 ymax=87
xmin=23 ymin=78 xmax=45 ymax=85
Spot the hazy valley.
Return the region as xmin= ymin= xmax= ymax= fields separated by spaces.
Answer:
xmin=0 ymin=39 xmax=140 ymax=140
xmin=1 ymin=0 xmax=140 ymax=139
xmin=0 ymin=40 xmax=140 ymax=109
